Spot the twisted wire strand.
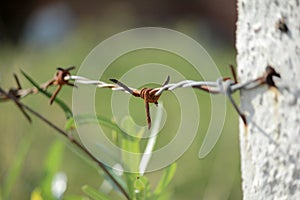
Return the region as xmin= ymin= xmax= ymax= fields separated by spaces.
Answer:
xmin=65 ymin=75 xmax=253 ymax=96
xmin=66 ymin=75 xmax=137 ymax=93
xmin=2 ymin=65 xmax=281 ymax=104
xmin=1 ymin=74 xmax=261 ymax=102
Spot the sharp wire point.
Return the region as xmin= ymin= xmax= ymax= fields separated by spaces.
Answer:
xmin=163 ymin=75 xmax=170 ymax=86
xmin=110 ymin=78 xmax=136 ymax=95
xmin=14 ymin=73 xmax=22 ymax=89
xmin=229 ymin=64 xmax=238 ymax=83
xmin=66 ymin=66 xmax=76 ymax=71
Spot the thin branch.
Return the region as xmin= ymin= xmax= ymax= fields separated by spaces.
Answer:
xmin=18 ymin=101 xmax=130 ymax=200
xmin=0 ymin=88 xmax=32 ymax=122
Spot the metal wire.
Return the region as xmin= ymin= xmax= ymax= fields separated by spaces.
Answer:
xmin=65 ymin=75 xmax=247 ymax=96
xmin=65 ymin=75 xmax=137 ymax=93
xmin=1 ymin=66 xmax=280 ymax=128
xmin=1 ymin=67 xmax=275 ymax=102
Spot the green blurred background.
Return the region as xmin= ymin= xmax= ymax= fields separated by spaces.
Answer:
xmin=0 ymin=0 xmax=241 ymax=199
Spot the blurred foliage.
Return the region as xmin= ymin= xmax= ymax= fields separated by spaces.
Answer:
xmin=1 ymin=68 xmax=179 ymax=200
xmin=32 ymin=140 xmax=65 ymax=200
xmin=0 ymin=24 xmax=241 ymax=200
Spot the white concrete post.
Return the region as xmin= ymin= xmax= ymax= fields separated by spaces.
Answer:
xmin=236 ymin=0 xmax=300 ymax=199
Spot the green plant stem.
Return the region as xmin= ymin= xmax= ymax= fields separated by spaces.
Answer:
xmin=19 ymin=102 xmax=130 ymax=200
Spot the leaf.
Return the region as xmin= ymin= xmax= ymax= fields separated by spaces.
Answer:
xmin=114 ymin=117 xmax=144 ymax=198
xmin=120 ymin=116 xmax=141 ymax=172
xmin=133 ymin=176 xmax=152 ymax=200
xmin=65 ymin=117 xmax=75 ymax=131
xmin=82 ymin=185 xmax=113 ymax=200
xmin=63 ymin=194 xmax=90 ymax=200
xmin=101 ymin=169 xmax=128 ymax=196
xmin=134 ymin=177 xmax=145 ymax=200
xmin=123 ymin=174 xmax=136 ymax=199
xmin=2 ymin=131 xmax=34 ymax=200
xmin=156 ymin=191 xmax=172 ymax=200
xmin=31 ymin=189 xmax=43 ymax=200
xmin=154 ymin=163 xmax=177 ymax=196
xmin=21 ymin=70 xmax=72 ymax=119
xmin=40 ymin=140 xmax=65 ymax=199
xmin=73 ymin=114 xmax=123 ymax=133
xmin=140 ymin=176 xmax=152 ymax=199
xmin=139 ymin=104 xmax=162 ymax=175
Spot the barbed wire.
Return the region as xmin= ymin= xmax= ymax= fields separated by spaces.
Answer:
xmin=0 ymin=65 xmax=281 ymax=127
xmin=65 ymin=66 xmax=279 ymax=95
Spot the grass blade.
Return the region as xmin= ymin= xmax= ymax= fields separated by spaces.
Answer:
xmin=139 ymin=103 xmax=164 ymax=176
xmin=2 ymin=132 xmax=34 ymax=199
xmin=72 ymin=114 xmax=124 ymax=134
xmin=154 ymin=163 xmax=177 ymax=196
xmin=82 ymin=185 xmax=113 ymax=200
xmin=39 ymin=139 xmax=65 ymax=199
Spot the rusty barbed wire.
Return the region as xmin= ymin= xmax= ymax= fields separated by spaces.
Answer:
xmin=1 ymin=65 xmax=281 ymax=127
xmin=43 ymin=66 xmax=76 ymax=104
xmin=65 ymin=65 xmax=280 ymax=126
xmin=110 ymin=76 xmax=170 ymax=129
xmin=64 ymin=66 xmax=279 ymax=95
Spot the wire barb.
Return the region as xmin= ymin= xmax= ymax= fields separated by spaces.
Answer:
xmin=110 ymin=76 xmax=169 ymax=129
xmin=43 ymin=66 xmax=76 ymax=104
xmin=0 ymin=74 xmax=35 ymax=122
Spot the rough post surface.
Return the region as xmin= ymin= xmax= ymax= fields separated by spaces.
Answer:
xmin=236 ymin=0 xmax=300 ymax=199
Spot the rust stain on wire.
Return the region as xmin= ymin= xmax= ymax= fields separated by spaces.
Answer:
xmin=110 ymin=76 xmax=170 ymax=129
xmin=43 ymin=66 xmax=76 ymax=104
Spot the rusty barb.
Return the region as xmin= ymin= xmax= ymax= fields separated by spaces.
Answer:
xmin=110 ymin=76 xmax=170 ymax=129
xmin=0 ymin=74 xmax=37 ymax=122
xmin=42 ymin=66 xmax=76 ymax=104
xmin=258 ymin=65 xmax=281 ymax=88
xmin=234 ymin=65 xmax=281 ymax=91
